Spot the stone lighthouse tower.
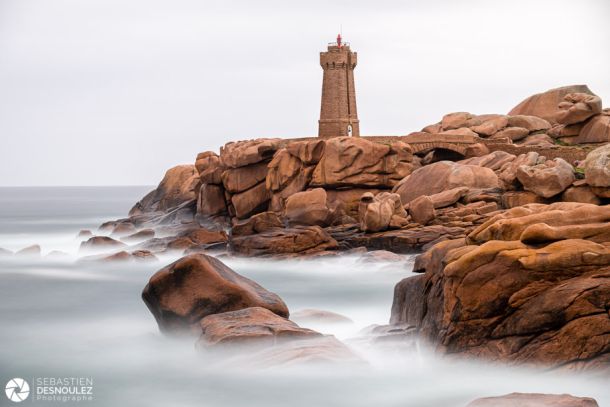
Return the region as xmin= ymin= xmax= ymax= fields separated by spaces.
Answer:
xmin=318 ymin=34 xmax=360 ymax=138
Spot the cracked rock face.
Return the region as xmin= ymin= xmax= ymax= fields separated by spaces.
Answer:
xmin=391 ymin=203 xmax=610 ymax=370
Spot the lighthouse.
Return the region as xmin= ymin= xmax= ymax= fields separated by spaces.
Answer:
xmin=318 ymin=34 xmax=360 ymax=138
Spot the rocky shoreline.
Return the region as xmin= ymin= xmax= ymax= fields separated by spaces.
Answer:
xmin=3 ymin=85 xmax=608 ymax=379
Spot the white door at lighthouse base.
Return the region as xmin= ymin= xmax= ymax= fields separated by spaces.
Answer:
xmin=347 ymin=124 xmax=353 ymax=137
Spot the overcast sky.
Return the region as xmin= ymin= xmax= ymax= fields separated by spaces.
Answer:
xmin=1 ymin=0 xmax=608 ymax=186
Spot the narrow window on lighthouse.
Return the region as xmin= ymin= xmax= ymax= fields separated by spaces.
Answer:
xmin=347 ymin=124 xmax=353 ymax=137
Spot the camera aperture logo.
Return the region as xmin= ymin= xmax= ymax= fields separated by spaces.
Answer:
xmin=5 ymin=378 xmax=30 ymax=402
xmin=5 ymin=377 xmax=94 ymax=403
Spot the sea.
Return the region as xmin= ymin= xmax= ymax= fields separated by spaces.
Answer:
xmin=0 ymin=186 xmax=607 ymax=407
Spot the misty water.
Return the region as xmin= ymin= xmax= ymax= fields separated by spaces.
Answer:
xmin=0 ymin=187 xmax=608 ymax=406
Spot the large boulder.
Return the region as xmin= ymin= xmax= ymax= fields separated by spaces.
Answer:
xmin=508 ymin=84 xmax=596 ymax=124
xmin=515 ymin=158 xmax=575 ymax=198
xmin=394 ymin=161 xmax=500 ymax=204
xmin=310 ymin=137 xmax=415 ymax=188
xmin=583 ymin=143 xmax=610 ymax=188
xmin=197 ymin=307 xmax=320 ymax=348
xmin=555 ymin=93 xmax=602 ymax=125
xmin=141 ymin=254 xmax=289 ymax=333
xmin=358 ymin=192 xmax=407 ymax=232
xmin=285 ymin=188 xmax=330 ymax=226
xmin=130 ymin=165 xmax=199 ymax=215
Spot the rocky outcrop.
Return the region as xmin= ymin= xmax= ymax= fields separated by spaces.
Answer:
xmin=420 ymin=111 xmax=553 ymax=147
xmin=103 ymin=85 xmax=608 ymax=262
xmin=93 ymin=249 xmax=157 ymax=263
xmin=142 ymin=254 xmax=289 ymax=333
xmin=466 ymin=393 xmax=599 ymax=407
xmin=141 ymin=255 xmax=359 ymax=367
xmin=130 ymin=165 xmax=199 ymax=215
xmin=508 ymin=84 xmax=595 ymax=123
xmin=231 ymin=226 xmax=338 ymax=257
xmin=121 ymin=229 xmax=155 ymax=243
xmin=391 ymin=203 xmax=610 ymax=370
xmin=79 ymin=236 xmax=126 ymax=253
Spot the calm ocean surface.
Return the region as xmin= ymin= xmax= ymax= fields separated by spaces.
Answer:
xmin=0 ymin=187 xmax=607 ymax=407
